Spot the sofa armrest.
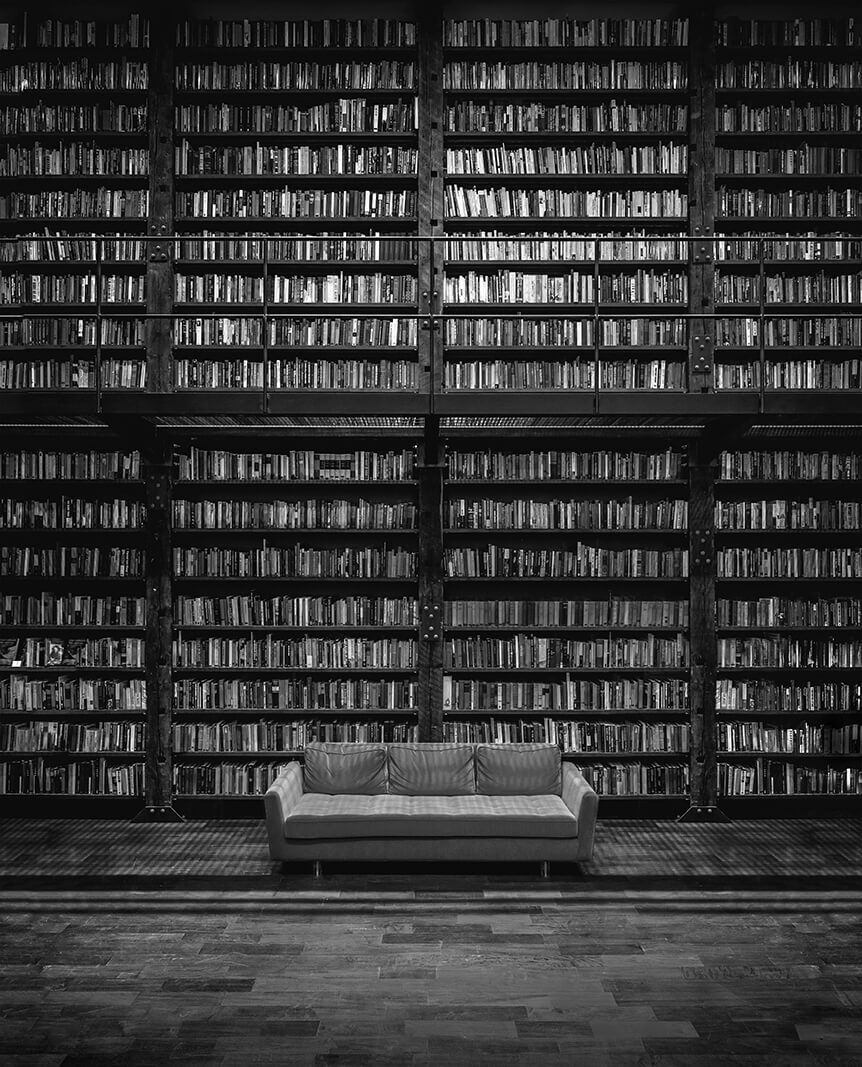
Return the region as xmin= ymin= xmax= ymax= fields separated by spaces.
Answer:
xmin=561 ymin=762 xmax=599 ymax=863
xmin=264 ymin=761 xmax=304 ymax=860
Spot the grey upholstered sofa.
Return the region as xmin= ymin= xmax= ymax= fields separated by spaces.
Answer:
xmin=264 ymin=741 xmax=599 ymax=876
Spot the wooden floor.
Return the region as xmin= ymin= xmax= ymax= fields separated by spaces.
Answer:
xmin=1 ymin=818 xmax=861 ymax=1066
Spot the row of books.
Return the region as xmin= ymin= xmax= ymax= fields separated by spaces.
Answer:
xmin=173 ymin=678 xmax=416 ymax=710
xmin=0 ymin=760 xmax=145 ymax=796
xmin=717 ymin=547 xmax=862 ymax=577
xmin=444 ymin=187 xmax=687 ymax=219
xmin=718 ymin=723 xmax=861 ymax=754
xmin=447 ymin=449 xmax=684 ymax=481
xmin=443 ymin=19 xmax=689 ymax=48
xmin=445 ymin=499 xmax=687 ymax=530
xmin=10 ymin=276 xmax=146 ymax=304
xmin=175 ymin=595 xmax=417 ymax=628
xmin=171 ymin=318 xmax=417 ymax=348
xmin=173 ymin=637 xmax=417 ymax=669
xmin=0 ymin=451 xmax=140 ymax=480
xmin=716 ymin=104 xmax=862 ymax=133
xmin=176 ymin=20 xmax=416 ymax=49
xmin=0 ymin=500 xmax=144 ymax=530
xmin=178 ymin=448 xmax=415 ymax=482
xmin=174 ymin=189 xmax=416 ymax=219
xmin=443 ymin=319 xmax=685 ymax=346
xmin=0 ymin=361 xmax=146 ymax=391
xmin=0 ymin=721 xmax=145 ymax=752
xmin=718 ymin=638 xmax=862 ymax=668
xmin=716 ymin=681 xmax=862 ymax=712
xmin=11 ymin=236 xmax=148 ymax=262
xmin=443 ymin=720 xmax=690 ymax=750
xmin=716 ymin=188 xmax=862 ymax=218
xmin=446 ymin=144 xmax=687 ymax=176
xmin=716 ymin=500 xmax=862 ymax=530
xmin=175 ymin=144 xmax=418 ymax=177
xmin=2 ymin=637 xmax=144 ymax=668
xmin=716 ymin=274 xmax=862 ymax=303
xmin=444 ymin=599 xmax=688 ymax=627
xmin=173 ymin=720 xmax=418 ymax=751
xmin=2 ymin=61 xmax=149 ymax=92
xmin=443 ymin=271 xmax=687 ymax=304
xmin=0 ymin=147 xmax=149 ymax=177
xmin=717 ymin=597 xmax=862 ymax=627
xmin=443 ymin=233 xmax=689 ymax=261
xmin=574 ymin=763 xmax=688 ymax=796
xmin=719 ymin=451 xmax=862 ymax=480
xmin=173 ymin=500 xmax=417 ymax=530
xmin=721 ymin=359 xmax=862 ymax=388
xmin=442 ymin=61 xmax=688 ymax=91
xmin=173 ymin=234 xmax=416 ymax=262
xmin=174 ymin=61 xmax=416 ymax=91
xmin=714 ymin=19 xmax=860 ymax=47
xmin=444 ymin=546 xmax=688 ymax=578
xmin=1 ymin=191 xmax=149 ymax=219
xmin=0 ymin=678 xmax=146 ymax=710
xmin=174 ymin=274 xmax=417 ymax=304
xmin=715 ymin=318 xmax=862 ymax=346
xmin=718 ymin=763 xmax=862 ymax=796
xmin=445 ymin=102 xmax=688 ymax=134
xmin=715 ymin=61 xmax=862 ymax=90
xmin=1 ymin=104 xmax=148 ymax=134
xmin=2 ymin=595 xmax=145 ymax=626
xmin=172 ymin=546 xmax=416 ymax=579
xmin=2 ymin=547 xmax=143 ymax=576
xmin=1 ymin=15 xmax=149 ymax=50
xmin=175 ymin=101 xmax=418 ymax=134
xmin=443 ymin=677 xmax=689 ymax=711
xmin=172 ymin=762 xmax=289 ymax=796
xmin=716 ymin=147 xmax=862 ymax=175
xmin=445 ymin=635 xmax=688 ymax=669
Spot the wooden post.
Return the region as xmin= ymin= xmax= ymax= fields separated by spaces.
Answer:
xmin=146 ymin=16 xmax=174 ymax=392
xmin=417 ymin=416 xmax=445 ymax=741
xmin=688 ymin=5 xmax=716 ymax=394
xmin=679 ymin=440 xmax=727 ymax=821
xmin=135 ymin=442 xmax=182 ymax=821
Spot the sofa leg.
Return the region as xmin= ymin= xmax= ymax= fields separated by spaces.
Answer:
xmin=539 ymin=861 xmax=550 ymax=879
xmin=312 ymin=860 xmax=323 ymax=879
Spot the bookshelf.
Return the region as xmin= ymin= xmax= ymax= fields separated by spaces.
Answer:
xmin=0 ymin=14 xmax=150 ymax=397
xmin=715 ymin=443 xmax=862 ymax=806
xmin=441 ymin=431 xmax=691 ymax=810
xmin=0 ymin=438 xmax=147 ymax=805
xmin=713 ymin=16 xmax=862 ymax=397
xmin=441 ymin=16 xmax=691 ymax=401
xmin=170 ymin=16 xmax=423 ymax=401
xmin=170 ymin=432 xmax=420 ymax=805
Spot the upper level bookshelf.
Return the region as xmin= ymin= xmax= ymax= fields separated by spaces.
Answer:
xmin=714 ymin=17 xmax=862 ymax=397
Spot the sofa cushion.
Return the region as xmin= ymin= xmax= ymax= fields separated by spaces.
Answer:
xmin=388 ymin=742 xmax=475 ymax=795
xmin=476 ymin=743 xmax=562 ymax=796
xmin=283 ymin=793 xmax=577 ymax=839
xmin=303 ymin=741 xmax=387 ymax=795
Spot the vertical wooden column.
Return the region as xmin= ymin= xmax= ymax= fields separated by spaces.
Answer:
xmin=679 ymin=441 xmax=727 ymax=821
xmin=135 ymin=442 xmax=182 ymax=820
xmin=417 ymin=416 xmax=445 ymax=741
xmin=417 ymin=2 xmax=445 ymax=407
xmin=688 ymin=6 xmax=716 ymax=393
xmin=146 ymin=16 xmax=175 ymax=392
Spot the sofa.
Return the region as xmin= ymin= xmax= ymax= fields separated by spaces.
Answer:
xmin=264 ymin=741 xmax=599 ymax=876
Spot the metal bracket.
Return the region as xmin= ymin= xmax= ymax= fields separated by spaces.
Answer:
xmin=677 ymin=805 xmax=731 ymax=823
xmin=420 ymin=601 xmax=441 ymax=641
xmin=132 ymin=805 xmax=185 ymax=823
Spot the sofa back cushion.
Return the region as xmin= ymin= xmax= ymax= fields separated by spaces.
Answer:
xmin=476 ymin=743 xmax=562 ymax=796
xmin=304 ymin=741 xmax=387 ymax=795
xmin=388 ymin=742 xmax=475 ymax=795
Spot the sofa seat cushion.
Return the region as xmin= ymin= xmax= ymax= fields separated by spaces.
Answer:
xmin=283 ymin=793 xmax=577 ymax=840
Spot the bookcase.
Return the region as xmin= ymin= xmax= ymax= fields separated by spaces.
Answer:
xmin=0 ymin=436 xmax=147 ymax=805
xmin=713 ymin=15 xmax=862 ymax=396
xmin=441 ymin=427 xmax=691 ymax=807
xmin=2 ymin=4 xmax=862 ymax=818
xmin=441 ymin=16 xmax=691 ymax=399
xmin=715 ymin=442 xmax=862 ymax=806
xmin=171 ymin=15 xmax=423 ymax=399
xmin=169 ymin=428 xmax=421 ymax=804
xmin=0 ymin=14 xmax=150 ymax=396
